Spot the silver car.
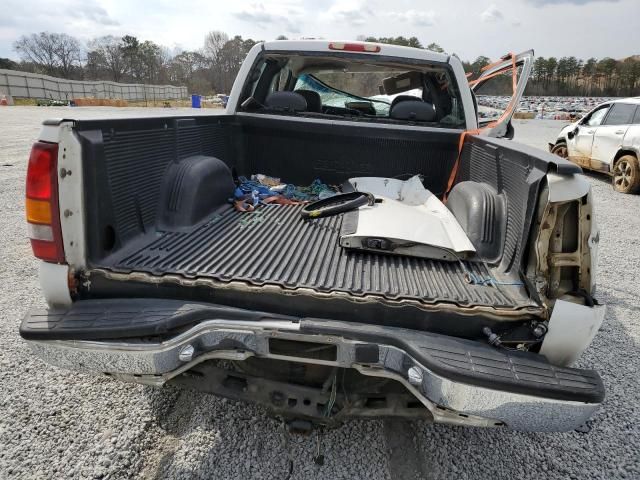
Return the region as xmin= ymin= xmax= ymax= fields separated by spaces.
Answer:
xmin=550 ymin=97 xmax=640 ymax=193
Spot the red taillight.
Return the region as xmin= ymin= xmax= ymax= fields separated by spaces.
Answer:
xmin=26 ymin=144 xmax=56 ymax=199
xmin=25 ymin=141 xmax=65 ymax=263
xmin=328 ymin=42 xmax=381 ymax=53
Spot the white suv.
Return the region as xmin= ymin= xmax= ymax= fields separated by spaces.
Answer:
xmin=550 ymin=97 xmax=640 ymax=193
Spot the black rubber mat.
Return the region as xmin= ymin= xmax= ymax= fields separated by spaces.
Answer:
xmin=102 ymin=205 xmax=534 ymax=309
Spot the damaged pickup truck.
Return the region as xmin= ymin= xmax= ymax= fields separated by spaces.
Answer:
xmin=21 ymin=41 xmax=605 ymax=432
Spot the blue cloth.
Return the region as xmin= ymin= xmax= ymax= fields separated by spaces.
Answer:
xmin=236 ymin=176 xmax=336 ymax=202
xmin=236 ymin=177 xmax=279 ymax=197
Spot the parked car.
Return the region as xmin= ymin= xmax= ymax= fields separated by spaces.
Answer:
xmin=550 ymin=97 xmax=640 ymax=193
xmin=20 ymin=41 xmax=605 ymax=432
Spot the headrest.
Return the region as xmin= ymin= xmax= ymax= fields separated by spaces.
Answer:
xmin=391 ymin=95 xmax=422 ymax=109
xmin=294 ymin=90 xmax=322 ymax=112
xmin=265 ymin=91 xmax=307 ymax=112
xmin=389 ymin=97 xmax=436 ymax=122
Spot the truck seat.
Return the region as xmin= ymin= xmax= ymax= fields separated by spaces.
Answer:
xmin=389 ymin=96 xmax=436 ymax=122
xmin=264 ymin=91 xmax=308 ymax=112
xmin=294 ymin=90 xmax=322 ymax=113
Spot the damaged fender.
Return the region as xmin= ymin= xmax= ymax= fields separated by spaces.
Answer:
xmin=529 ymin=172 xmax=604 ymax=366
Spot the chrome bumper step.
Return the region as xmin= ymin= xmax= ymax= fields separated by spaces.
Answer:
xmin=21 ymin=299 xmax=604 ymax=432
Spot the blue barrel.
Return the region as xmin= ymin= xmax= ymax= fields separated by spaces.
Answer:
xmin=191 ymin=94 xmax=201 ymax=108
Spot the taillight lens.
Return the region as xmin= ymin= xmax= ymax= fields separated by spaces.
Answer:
xmin=25 ymin=141 xmax=65 ymax=263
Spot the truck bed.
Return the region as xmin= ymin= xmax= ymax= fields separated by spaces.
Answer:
xmin=98 ymin=203 xmax=534 ymax=310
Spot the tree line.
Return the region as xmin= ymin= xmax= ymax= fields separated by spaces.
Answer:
xmin=2 ymin=32 xmax=639 ymax=97
xmin=4 ymin=31 xmax=258 ymax=94
xmin=466 ymin=55 xmax=640 ymax=97
xmin=528 ymin=56 xmax=640 ymax=97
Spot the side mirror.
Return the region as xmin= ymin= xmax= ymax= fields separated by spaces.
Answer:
xmin=567 ymin=126 xmax=579 ymax=140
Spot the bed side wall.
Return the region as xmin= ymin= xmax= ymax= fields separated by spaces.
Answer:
xmin=457 ymin=135 xmax=549 ymax=274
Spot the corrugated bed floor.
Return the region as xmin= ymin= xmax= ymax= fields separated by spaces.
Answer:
xmin=104 ymin=205 xmax=533 ymax=309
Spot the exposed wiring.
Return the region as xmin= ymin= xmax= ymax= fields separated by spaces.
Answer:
xmin=324 ymin=371 xmax=338 ymax=417
xmin=444 ymin=249 xmax=525 ymax=287
xmin=463 ymin=269 xmax=525 ymax=287
xmin=340 ymin=369 xmax=350 ymax=409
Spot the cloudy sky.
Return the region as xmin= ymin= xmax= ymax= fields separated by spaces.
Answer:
xmin=1 ymin=0 xmax=638 ymax=61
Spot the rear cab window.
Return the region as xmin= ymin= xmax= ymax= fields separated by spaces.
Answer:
xmin=240 ymin=51 xmax=466 ymax=129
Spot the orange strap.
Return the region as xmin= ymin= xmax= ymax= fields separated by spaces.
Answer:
xmin=445 ymin=53 xmax=519 ymax=202
xmin=443 ymin=129 xmax=480 ymax=203
xmin=468 ymin=52 xmax=517 ymax=87
xmin=480 ymin=52 xmax=514 ymax=73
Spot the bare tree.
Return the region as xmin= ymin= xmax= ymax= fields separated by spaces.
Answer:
xmin=11 ymin=30 xmax=640 ymax=98
xmin=53 ymin=34 xmax=82 ymax=78
xmin=87 ymin=36 xmax=126 ymax=82
xmin=204 ymin=31 xmax=229 ymax=65
xmin=14 ymin=32 xmax=60 ymax=75
xmin=215 ymin=35 xmax=257 ymax=93
xmin=13 ymin=32 xmax=82 ymax=77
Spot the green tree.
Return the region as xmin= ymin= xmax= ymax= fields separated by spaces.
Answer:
xmin=364 ymin=36 xmax=423 ymax=48
xmin=597 ymin=57 xmax=618 ymax=94
xmin=545 ymin=57 xmax=557 ymax=89
xmin=581 ymin=58 xmax=598 ymax=95
xmin=470 ymin=56 xmax=490 ymax=77
xmin=426 ymin=42 xmax=445 ymax=53
xmin=0 ymin=57 xmax=17 ymax=69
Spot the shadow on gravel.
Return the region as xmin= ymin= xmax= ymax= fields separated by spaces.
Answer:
xmin=140 ymin=386 xmax=307 ymax=480
xmin=139 ymin=385 xmax=391 ymax=480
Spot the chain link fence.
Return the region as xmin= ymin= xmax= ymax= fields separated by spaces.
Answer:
xmin=0 ymin=69 xmax=188 ymax=102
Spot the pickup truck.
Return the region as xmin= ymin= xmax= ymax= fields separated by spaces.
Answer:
xmin=21 ymin=41 xmax=605 ymax=432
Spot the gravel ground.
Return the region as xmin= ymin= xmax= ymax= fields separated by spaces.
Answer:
xmin=0 ymin=107 xmax=638 ymax=480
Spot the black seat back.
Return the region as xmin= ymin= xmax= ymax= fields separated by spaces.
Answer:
xmin=389 ymin=96 xmax=436 ymax=122
xmin=295 ymin=90 xmax=322 ymax=112
xmin=265 ymin=92 xmax=307 ymax=112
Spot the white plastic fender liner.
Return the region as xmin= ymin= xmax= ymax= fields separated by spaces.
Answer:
xmin=540 ymin=298 xmax=605 ymax=366
xmin=342 ymin=176 xmax=475 ymax=261
xmin=547 ymin=172 xmax=591 ymax=202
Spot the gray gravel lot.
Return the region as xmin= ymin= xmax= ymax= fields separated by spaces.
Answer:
xmin=0 ymin=107 xmax=638 ymax=479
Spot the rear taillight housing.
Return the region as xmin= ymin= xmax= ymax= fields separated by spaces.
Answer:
xmin=25 ymin=141 xmax=65 ymax=263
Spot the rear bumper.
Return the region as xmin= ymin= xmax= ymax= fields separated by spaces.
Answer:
xmin=20 ymin=299 xmax=604 ymax=432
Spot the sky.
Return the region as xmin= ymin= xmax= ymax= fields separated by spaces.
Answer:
xmin=1 ymin=0 xmax=638 ymax=62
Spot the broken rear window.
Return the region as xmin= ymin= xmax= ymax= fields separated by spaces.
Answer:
xmin=241 ymin=53 xmax=466 ymax=128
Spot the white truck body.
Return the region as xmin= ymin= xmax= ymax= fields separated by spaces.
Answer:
xmin=22 ymin=41 xmax=604 ymax=432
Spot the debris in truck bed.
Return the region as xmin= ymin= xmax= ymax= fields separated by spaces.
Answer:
xmin=232 ymin=175 xmax=338 ymax=212
xmin=340 ymin=176 xmax=475 ymax=261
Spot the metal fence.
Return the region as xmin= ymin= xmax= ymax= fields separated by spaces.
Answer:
xmin=0 ymin=69 xmax=188 ymax=101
